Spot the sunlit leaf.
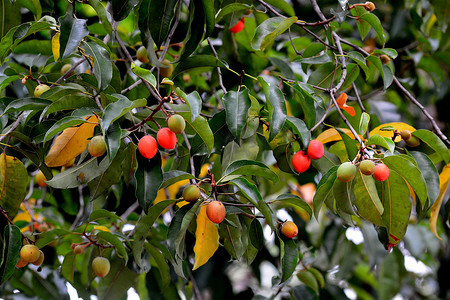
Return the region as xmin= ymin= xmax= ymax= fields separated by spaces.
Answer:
xmin=430 ymin=163 xmax=450 ymax=239
xmin=0 ymin=154 xmax=28 ymax=218
xmin=192 ymin=205 xmax=219 ymax=270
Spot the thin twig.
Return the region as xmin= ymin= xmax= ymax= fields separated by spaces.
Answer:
xmin=120 ymin=201 xmax=140 ymax=220
xmin=207 ymin=37 xmax=227 ymax=93
xmin=0 ymin=113 xmax=24 ymax=143
xmin=51 ymin=59 xmax=85 ymax=87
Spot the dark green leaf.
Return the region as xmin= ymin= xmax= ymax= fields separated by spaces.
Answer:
xmin=215 ymin=4 xmax=251 ymax=22
xmin=144 ymin=243 xmax=171 ymax=288
xmin=147 ymin=0 xmax=178 ymax=47
xmin=40 ymin=94 xmax=95 ymax=122
xmin=409 ymin=151 xmax=440 ymax=207
xmin=219 ymin=214 xmax=244 ymax=259
xmin=336 ymin=128 xmax=359 ymax=161
xmin=333 ymin=178 xmax=356 ymax=215
xmin=252 ymin=17 xmax=298 ymax=51
xmin=249 ymin=219 xmax=264 ymax=250
xmin=359 ymin=13 xmax=386 ymax=46
xmin=222 ymin=89 xmax=252 ymax=141
xmin=43 ymin=116 xmax=88 ymax=143
xmin=222 ymin=160 xmax=279 ymax=183
xmin=0 ymin=0 xmax=21 ymax=39
xmin=135 ymin=151 xmax=164 ymax=213
xmin=138 ymin=0 xmax=165 ymax=68
xmin=0 ymin=224 xmax=21 ymax=284
xmin=279 ymin=236 xmax=298 ymax=283
xmin=412 ymin=129 xmax=449 ymax=164
xmin=273 ymin=193 xmax=312 ymax=219
xmin=105 ymin=122 xmax=122 ymax=160
xmin=296 ymin=53 xmax=332 ymax=64
xmin=202 ymin=0 xmax=215 ymax=37
xmin=102 ymin=95 xmax=146 ymax=133
xmin=285 ymin=117 xmax=311 ymax=147
xmin=341 ymin=63 xmax=360 ymax=90
xmin=172 ymin=55 xmax=227 ymax=78
xmin=89 ymin=0 xmax=113 ymax=35
xmin=297 ymin=270 xmax=319 ymax=293
xmin=347 ymin=51 xmax=370 ymax=79
xmin=61 ymin=251 xmax=76 ymax=283
xmin=4 ymin=97 xmax=51 ymax=113
xmin=59 ymin=9 xmax=89 ymax=59
xmin=111 ymin=0 xmax=139 ymax=21
xmin=83 ymin=41 xmax=112 ymax=91
xmin=89 ymin=209 xmax=122 ymax=222
xmin=97 ymin=231 xmax=128 ymax=262
xmin=313 ymin=166 xmax=338 ymax=218
xmin=97 ymin=259 xmax=138 ymax=300
xmin=0 ymin=75 xmax=20 ymax=92
xmin=161 ymin=171 xmax=195 ymax=190
xmin=259 ymin=77 xmax=287 ymax=141
xmin=131 ymin=62 xmax=157 ymax=88
xmin=353 ymin=170 xmax=384 ymax=225
xmin=178 ymin=0 xmax=205 ymax=61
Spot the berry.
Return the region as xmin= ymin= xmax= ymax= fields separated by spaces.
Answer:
xmin=229 ymin=17 xmax=245 ymax=33
xmin=292 ymin=151 xmax=311 ymax=173
xmin=138 ymin=135 xmax=158 ymax=159
xmin=306 ymin=140 xmax=324 ymax=160
xmin=206 ymin=201 xmax=226 ymax=224
xmin=31 ymin=250 xmax=44 ymax=266
xmin=37 ymin=223 xmax=49 ymax=233
xmin=380 ymin=55 xmax=390 ymax=64
xmin=159 ymin=59 xmax=174 ymax=78
xmin=92 ymin=257 xmax=110 ymax=278
xmin=34 ymin=84 xmax=50 ymax=97
xmin=337 ymin=162 xmax=357 ymax=182
xmin=168 ymin=114 xmax=186 ymax=134
xmin=35 ymin=170 xmax=47 ymax=187
xmin=400 ymin=130 xmax=412 ymax=141
xmin=16 ymin=257 xmax=28 ymax=268
xmin=157 ymin=127 xmax=177 ymax=150
xmin=359 ymin=160 xmax=375 ymax=176
xmin=20 ymin=244 xmax=40 ymax=263
xmin=364 ymin=1 xmax=376 ymax=11
xmin=182 ymin=185 xmax=201 ymax=202
xmin=61 ymin=63 xmax=73 ymax=76
xmin=405 ymin=135 xmax=420 ymax=147
xmin=136 ymin=46 xmax=149 ymax=63
xmin=74 ymin=245 xmax=84 ymax=254
xmin=281 ymin=221 xmax=298 ymax=238
xmin=374 ymin=163 xmax=390 ymax=181
xmin=88 ymin=136 xmax=107 ymax=157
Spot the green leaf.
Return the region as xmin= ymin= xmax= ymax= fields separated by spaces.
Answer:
xmin=135 ymin=151 xmax=164 ymax=214
xmin=88 ymin=0 xmax=113 ymax=35
xmin=4 ymin=97 xmax=51 ymax=113
xmin=0 ymin=154 xmax=28 ymax=218
xmin=97 ymin=231 xmax=128 ymax=262
xmin=279 ymin=236 xmax=299 ymax=283
xmin=131 ymin=63 xmax=157 ymax=88
xmin=264 ymin=0 xmax=295 ymax=16
xmin=249 ymin=219 xmax=264 ymax=250
xmin=412 ymin=129 xmax=450 ymax=164
xmin=202 ymin=0 xmax=215 ymax=37
xmin=409 ymin=151 xmax=440 ymax=207
xmin=0 ymin=224 xmax=21 ymax=284
xmin=336 ymin=128 xmax=359 ymax=161
xmin=59 ymin=9 xmax=89 ymax=59
xmin=89 ymin=209 xmax=122 ymax=222
xmin=367 ymin=56 xmax=393 ymax=89
xmin=97 ymin=259 xmax=138 ymax=300
xmin=144 ymin=243 xmax=171 ymax=288
xmin=296 ymin=53 xmax=332 ymax=64
xmin=373 ymin=48 xmax=398 ymax=59
xmin=273 ymin=193 xmax=312 ymax=219
xmin=222 ymin=89 xmax=252 ymax=141
xmin=121 ymin=142 xmax=137 ymax=186
xmin=105 ymin=122 xmax=122 ymax=160
xmin=83 ymin=41 xmax=112 ymax=91
xmin=102 ymin=95 xmax=147 ymax=133
xmin=378 ymin=248 xmax=407 ymax=300
xmin=359 ymin=13 xmax=386 ymax=46
xmin=0 ymin=0 xmax=21 ymax=39
xmin=161 ymin=170 xmax=195 ymax=189
xmin=285 ymin=117 xmax=311 ymax=148
xmin=221 ymin=160 xmax=279 ymax=183
xmin=215 ymin=4 xmax=251 ymax=22
xmin=0 ymin=75 xmax=20 ymax=92
xmin=351 ymin=6 xmax=370 ymax=40
xmin=382 ymin=154 xmax=428 ymax=207
xmin=219 ymin=214 xmax=245 ymax=259
xmin=308 ymin=62 xmax=341 ymax=88
xmin=61 ymin=251 xmax=76 ymax=283
xmin=353 ymin=170 xmax=384 ymax=225
xmin=111 ymin=0 xmax=139 ymax=21
xmin=147 ymin=0 xmax=178 ymax=47
xmin=367 ymin=134 xmax=395 ymax=154
xmin=333 ymin=179 xmax=357 ymax=216
xmin=359 ymin=112 xmax=370 ymax=137
xmin=40 ymin=94 xmax=95 ymax=122
xmin=252 ymin=17 xmax=298 ymax=51
xmin=46 ymin=157 xmax=102 ymax=188
xmin=290 ymin=82 xmax=317 ymax=128
xmin=341 ymin=63 xmax=360 ymax=90
xmin=273 ymin=143 xmax=295 ymax=173
xmin=310 ymin=150 xmax=340 ymax=174
xmin=43 ymin=116 xmax=88 ymax=143
xmin=138 ymin=0 xmax=165 ymax=68
xmin=297 ymin=270 xmax=319 ymax=293
xmin=259 ymin=77 xmax=287 ymax=141
xmin=175 ymin=89 xmax=202 ymax=122
xmin=178 ymin=0 xmax=205 ymax=61
xmin=172 ymin=55 xmax=227 ymax=78
xmin=313 ymin=166 xmax=338 ymax=218
xmin=347 ymin=51 xmax=370 ymax=79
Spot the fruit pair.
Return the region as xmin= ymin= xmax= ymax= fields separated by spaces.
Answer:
xmin=292 ymin=140 xmax=324 ymax=173
xmin=138 ymin=128 xmax=176 ymax=159
xmin=17 ymin=244 xmax=44 ymax=268
xmin=400 ymin=130 xmax=420 ymax=147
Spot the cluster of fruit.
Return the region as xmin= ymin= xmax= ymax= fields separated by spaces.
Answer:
xmin=16 ymin=244 xmax=44 ymax=268
xmin=182 ymin=184 xmax=227 ymax=224
xmin=337 ymin=160 xmax=389 ymax=183
xmin=292 ymin=140 xmax=324 ymax=173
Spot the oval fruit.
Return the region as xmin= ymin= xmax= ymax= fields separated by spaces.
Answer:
xmin=182 ymin=185 xmax=201 ymax=202
xmin=159 ymin=59 xmax=174 ymax=78
xmin=35 ymin=170 xmax=47 ymax=187
xmin=281 ymin=221 xmax=298 ymax=238
xmin=61 ymin=63 xmax=73 ymax=76
xmin=206 ymin=201 xmax=226 ymax=224
xmin=88 ymin=136 xmax=107 ymax=157
xmin=337 ymin=162 xmax=356 ymax=182
xmin=374 ymin=163 xmax=390 ymax=181
xmin=31 ymin=250 xmax=45 ymax=266
xmin=306 ymin=140 xmax=324 ymax=160
xmin=359 ymin=160 xmax=375 ymax=176
xmin=20 ymin=244 xmax=40 ymax=263
xmin=157 ymin=127 xmax=177 ymax=150
xmin=34 ymin=84 xmax=50 ymax=97
xmin=405 ymin=135 xmax=420 ymax=147
xmin=292 ymin=151 xmax=311 ymax=173
xmin=136 ymin=46 xmax=149 ymax=63
xmin=229 ymin=17 xmax=245 ymax=33
xmin=400 ymin=130 xmax=411 ymax=141
xmin=138 ymin=135 xmax=158 ymax=159
xmin=168 ymin=114 xmax=186 ymax=134
xmin=92 ymin=257 xmax=110 ymax=278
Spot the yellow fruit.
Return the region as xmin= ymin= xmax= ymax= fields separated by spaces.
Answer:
xmin=281 ymin=221 xmax=298 ymax=238
xmin=31 ymin=250 xmax=44 ymax=266
xmin=136 ymin=46 xmax=149 ymax=63
xmin=34 ymin=84 xmax=50 ymax=97
xmin=20 ymin=244 xmax=40 ymax=263
xmin=35 ymin=170 xmax=47 ymax=187
xmin=405 ymin=135 xmax=420 ymax=147
xmin=92 ymin=257 xmax=110 ymax=278
xmin=61 ymin=63 xmax=73 ymax=76
xmin=159 ymin=59 xmax=174 ymax=78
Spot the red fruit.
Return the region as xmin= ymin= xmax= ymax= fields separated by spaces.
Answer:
xmin=206 ymin=201 xmax=226 ymax=224
xmin=281 ymin=221 xmax=298 ymax=238
xmin=157 ymin=127 xmax=177 ymax=150
xmin=138 ymin=135 xmax=158 ymax=159
xmin=292 ymin=151 xmax=311 ymax=173
xmin=306 ymin=140 xmax=324 ymax=160
xmin=229 ymin=17 xmax=245 ymax=33
xmin=374 ymin=163 xmax=390 ymax=181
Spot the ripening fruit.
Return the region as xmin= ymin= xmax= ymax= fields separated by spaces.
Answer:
xmin=61 ymin=63 xmax=73 ymax=76
xmin=405 ymin=135 xmax=420 ymax=147
xmin=182 ymin=185 xmax=201 ymax=202
xmin=359 ymin=160 xmax=375 ymax=176
xmin=16 ymin=257 xmax=28 ymax=268
xmin=136 ymin=46 xmax=149 ymax=63
xmin=380 ymin=55 xmax=390 ymax=64
xmin=157 ymin=127 xmax=177 ymax=150
xmin=31 ymin=250 xmax=45 ymax=266
xmin=364 ymin=1 xmax=375 ymax=11
xmin=35 ymin=170 xmax=47 ymax=187
xmin=306 ymin=140 xmax=324 ymax=160
xmin=160 ymin=59 xmax=174 ymax=78
xmin=20 ymin=244 xmax=40 ymax=263
xmin=138 ymin=135 xmax=158 ymax=159
xmin=229 ymin=17 xmax=245 ymax=33
xmin=374 ymin=163 xmax=390 ymax=181
xmin=37 ymin=223 xmax=49 ymax=233
xmin=337 ymin=162 xmax=357 ymax=182
xmin=281 ymin=221 xmax=298 ymax=238
xmin=92 ymin=257 xmax=110 ymax=278
xmin=400 ymin=130 xmax=412 ymax=141
xmin=34 ymin=84 xmax=50 ymax=97
xmin=167 ymin=114 xmax=186 ymax=134
xmin=88 ymin=136 xmax=107 ymax=157
xmin=206 ymin=201 xmax=226 ymax=224
xmin=292 ymin=151 xmax=311 ymax=173
xmin=74 ymin=245 xmax=84 ymax=255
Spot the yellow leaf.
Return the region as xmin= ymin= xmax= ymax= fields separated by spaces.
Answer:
xmin=316 ymin=128 xmax=356 ymax=144
xmin=0 ymin=153 xmax=28 ymax=218
xmin=45 ymin=115 xmax=98 ymax=167
xmin=192 ymin=205 xmax=219 ymax=270
xmin=430 ymin=163 xmax=450 ymax=240
xmin=369 ymin=122 xmax=416 ymax=142
xmin=52 ymin=32 xmax=60 ymax=61
xmin=93 ymin=225 xmax=110 ymax=232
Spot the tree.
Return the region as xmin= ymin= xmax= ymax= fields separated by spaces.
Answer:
xmin=0 ymin=0 xmax=449 ymax=299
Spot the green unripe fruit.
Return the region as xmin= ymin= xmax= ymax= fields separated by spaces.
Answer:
xmin=34 ymin=84 xmax=50 ymax=97
xmin=405 ymin=135 xmax=420 ymax=147
xmin=61 ymin=63 xmax=73 ymax=76
xmin=136 ymin=46 xmax=149 ymax=63
xmin=359 ymin=160 xmax=375 ymax=176
xmin=337 ymin=162 xmax=356 ymax=182
xmin=159 ymin=59 xmax=174 ymax=78
xmin=400 ymin=130 xmax=412 ymax=141
xmin=182 ymin=185 xmax=201 ymax=202
xmin=92 ymin=257 xmax=110 ymax=278
xmin=20 ymin=244 xmax=40 ymax=263
xmin=74 ymin=245 xmax=84 ymax=254
xmin=88 ymin=136 xmax=107 ymax=157
xmin=168 ymin=114 xmax=186 ymax=134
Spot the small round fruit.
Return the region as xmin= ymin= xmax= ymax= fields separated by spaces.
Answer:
xmin=374 ymin=163 xmax=390 ymax=181
xmin=16 ymin=257 xmax=28 ymax=268
xmin=337 ymin=162 xmax=357 ymax=182
xmin=159 ymin=59 xmax=174 ymax=78
xmin=74 ymin=245 xmax=84 ymax=255
xmin=206 ymin=201 xmax=226 ymax=224
xmin=61 ymin=63 xmax=73 ymax=76
xmin=136 ymin=46 xmax=149 ymax=63
xmin=364 ymin=1 xmax=376 ymax=11
xmin=400 ymin=130 xmax=412 ymax=141
xmin=20 ymin=244 xmax=40 ymax=263
xmin=167 ymin=114 xmax=186 ymax=134
xmin=380 ymin=55 xmax=390 ymax=64
xmin=292 ymin=151 xmax=311 ymax=173
xmin=138 ymin=135 xmax=158 ymax=159
xmin=405 ymin=135 xmax=420 ymax=147
xmin=31 ymin=250 xmax=44 ymax=266
xmin=37 ymin=223 xmax=49 ymax=233
xmin=34 ymin=84 xmax=50 ymax=97
xmin=229 ymin=17 xmax=245 ymax=33
xmin=281 ymin=221 xmax=298 ymax=238
xmin=92 ymin=257 xmax=110 ymax=278
xmin=306 ymin=140 xmax=324 ymax=160
xmin=359 ymin=160 xmax=375 ymax=176
xmin=88 ymin=136 xmax=107 ymax=157
xmin=182 ymin=185 xmax=201 ymax=202
xmin=35 ymin=170 xmax=47 ymax=187
xmin=157 ymin=127 xmax=177 ymax=150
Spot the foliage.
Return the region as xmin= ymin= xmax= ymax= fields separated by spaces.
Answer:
xmin=0 ymin=0 xmax=449 ymax=299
